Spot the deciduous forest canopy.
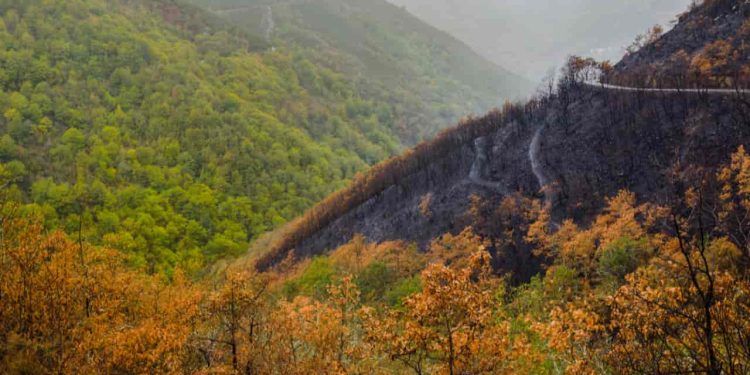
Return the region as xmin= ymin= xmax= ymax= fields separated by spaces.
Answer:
xmin=0 ymin=0 xmax=528 ymax=274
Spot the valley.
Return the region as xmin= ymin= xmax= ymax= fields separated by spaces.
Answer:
xmin=192 ymin=0 xmax=533 ymax=143
xmin=1 ymin=0 xmax=750 ymax=373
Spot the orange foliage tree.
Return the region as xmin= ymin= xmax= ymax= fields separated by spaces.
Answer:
xmin=0 ymin=210 xmax=201 ymax=374
xmin=265 ymin=276 xmax=376 ymax=374
xmin=536 ymin=150 xmax=750 ymax=374
xmin=199 ymin=270 xmax=269 ymax=373
xmin=365 ymin=251 xmax=528 ymax=374
xmin=717 ymin=145 xmax=750 ymax=265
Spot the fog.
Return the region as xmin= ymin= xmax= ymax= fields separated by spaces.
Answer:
xmin=387 ymin=0 xmax=694 ymax=81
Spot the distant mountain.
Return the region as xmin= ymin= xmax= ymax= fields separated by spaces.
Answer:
xmin=386 ymin=0 xmax=693 ymax=80
xmin=190 ymin=0 xmax=533 ymax=144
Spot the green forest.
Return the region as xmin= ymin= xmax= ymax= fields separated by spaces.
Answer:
xmin=191 ymin=0 xmax=530 ymax=144
xmin=0 ymin=0 xmax=522 ymax=275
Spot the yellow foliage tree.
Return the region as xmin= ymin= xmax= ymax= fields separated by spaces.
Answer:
xmin=200 ymin=270 xmax=269 ymax=373
xmin=265 ymin=276 xmax=375 ymax=374
xmin=0 ymin=213 xmax=201 ymax=374
xmin=365 ymin=251 xmax=527 ymax=374
xmin=717 ymin=145 xmax=750 ymax=264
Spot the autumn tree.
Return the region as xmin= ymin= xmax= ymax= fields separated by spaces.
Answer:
xmin=0 ymin=210 xmax=201 ymax=374
xmin=716 ymin=145 xmax=750 ymax=267
xmin=538 ymin=184 xmax=750 ymax=374
xmin=528 ymin=190 xmax=661 ymax=282
xmin=99 ymin=269 xmax=201 ymax=374
xmin=266 ymin=276 xmax=375 ymax=374
xmin=365 ymin=251 xmax=526 ymax=374
xmin=606 ymin=231 xmax=750 ymax=374
xmin=428 ymin=228 xmax=488 ymax=270
xmin=199 ymin=269 xmax=269 ymax=373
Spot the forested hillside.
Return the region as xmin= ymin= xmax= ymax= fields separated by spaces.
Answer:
xmin=3 ymin=0 xmax=750 ymax=374
xmin=0 ymin=0 xmax=531 ymax=275
xmin=257 ymin=0 xmax=750 ymax=273
xmin=3 ymin=120 xmax=750 ymax=374
xmin=191 ymin=0 xmax=532 ymax=144
xmin=0 ymin=0 xmax=426 ymax=274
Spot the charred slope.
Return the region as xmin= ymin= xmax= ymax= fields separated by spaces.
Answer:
xmin=613 ymin=0 xmax=750 ymax=85
xmin=540 ymin=83 xmax=750 ymax=222
xmin=258 ymin=83 xmax=750 ymax=270
xmin=255 ymin=104 xmax=543 ymax=270
xmin=256 ymin=0 xmax=750 ymax=274
xmin=283 ymin=112 xmax=542 ymax=260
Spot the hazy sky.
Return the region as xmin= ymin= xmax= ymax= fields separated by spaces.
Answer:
xmin=387 ymin=0 xmax=693 ymax=81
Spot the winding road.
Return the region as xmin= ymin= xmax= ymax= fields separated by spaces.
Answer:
xmin=470 ymin=81 xmax=748 ymax=208
xmin=468 ymin=137 xmax=509 ymax=193
xmin=528 ymin=125 xmax=552 ymax=206
xmin=261 ymin=6 xmax=275 ymax=44
xmin=583 ymin=82 xmax=750 ymax=95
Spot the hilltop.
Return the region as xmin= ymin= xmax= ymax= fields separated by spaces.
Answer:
xmin=614 ymin=0 xmax=750 ymax=85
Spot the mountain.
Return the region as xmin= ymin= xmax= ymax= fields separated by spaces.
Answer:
xmin=1 ymin=0 xmax=511 ymax=273
xmin=257 ymin=0 xmax=750 ymax=278
xmin=0 ymin=0 xmax=533 ymax=274
xmin=4 ymin=1 xmax=750 ymax=373
xmin=386 ymin=0 xmax=693 ymax=79
xmin=189 ymin=0 xmax=533 ymax=144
